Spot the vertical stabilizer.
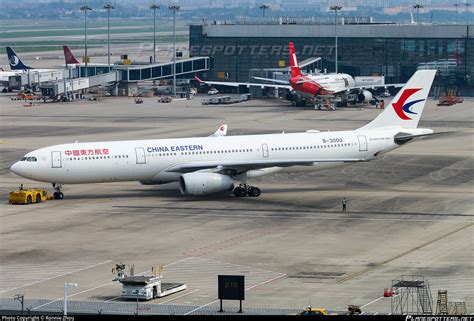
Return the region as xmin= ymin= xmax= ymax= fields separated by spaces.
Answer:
xmin=359 ymin=70 xmax=436 ymax=130
xmin=63 ymin=45 xmax=80 ymax=65
xmin=6 ymin=47 xmax=32 ymax=70
xmin=288 ymin=42 xmax=302 ymax=77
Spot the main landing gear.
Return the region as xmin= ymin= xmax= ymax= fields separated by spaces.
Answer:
xmin=52 ymin=183 xmax=64 ymax=200
xmin=233 ymin=184 xmax=261 ymax=197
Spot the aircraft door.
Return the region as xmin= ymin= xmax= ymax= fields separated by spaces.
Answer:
xmin=357 ymin=135 xmax=368 ymax=152
xmin=262 ymin=143 xmax=269 ymax=158
xmin=135 ymin=147 xmax=146 ymax=164
xmin=51 ymin=151 xmax=62 ymax=168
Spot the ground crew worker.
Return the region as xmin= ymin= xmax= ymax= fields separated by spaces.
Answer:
xmin=381 ymin=100 xmax=385 ymax=109
xmin=19 ymin=184 xmax=23 ymax=191
xmin=342 ymin=197 xmax=347 ymax=212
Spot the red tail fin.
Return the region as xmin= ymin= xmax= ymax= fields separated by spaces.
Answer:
xmin=63 ymin=45 xmax=80 ymax=65
xmin=289 ymin=42 xmax=301 ymax=77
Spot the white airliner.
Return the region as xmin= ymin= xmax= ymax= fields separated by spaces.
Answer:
xmin=11 ymin=70 xmax=436 ymax=199
xmin=196 ymin=42 xmax=404 ymax=107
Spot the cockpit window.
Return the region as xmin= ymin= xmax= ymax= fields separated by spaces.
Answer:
xmin=20 ymin=157 xmax=27 ymax=161
xmin=26 ymin=157 xmax=37 ymax=162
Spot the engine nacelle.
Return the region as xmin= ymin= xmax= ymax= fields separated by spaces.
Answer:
xmin=286 ymin=90 xmax=298 ymax=101
xmin=358 ymin=90 xmax=373 ymax=103
xmin=179 ymin=173 xmax=234 ymax=195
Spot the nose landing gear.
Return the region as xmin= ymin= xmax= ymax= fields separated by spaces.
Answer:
xmin=233 ymin=184 xmax=261 ymax=197
xmin=52 ymin=183 xmax=64 ymax=199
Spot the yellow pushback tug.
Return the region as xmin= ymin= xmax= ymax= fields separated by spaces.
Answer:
xmin=9 ymin=189 xmax=53 ymax=205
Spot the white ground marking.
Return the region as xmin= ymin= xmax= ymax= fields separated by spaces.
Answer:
xmin=184 ymin=271 xmax=287 ymax=315
xmin=361 ymin=296 xmax=386 ymax=308
xmin=0 ymin=260 xmax=112 ymax=294
xmin=158 ymin=289 xmax=201 ymax=304
xmin=34 ymin=257 xmax=196 ymax=309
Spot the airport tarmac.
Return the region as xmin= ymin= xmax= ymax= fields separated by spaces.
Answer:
xmin=0 ymin=95 xmax=472 ymax=314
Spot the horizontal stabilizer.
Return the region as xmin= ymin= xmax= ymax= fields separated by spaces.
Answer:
xmin=394 ymin=131 xmax=455 ymax=145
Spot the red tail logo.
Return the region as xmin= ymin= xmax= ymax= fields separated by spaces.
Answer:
xmin=392 ymin=88 xmax=425 ymax=120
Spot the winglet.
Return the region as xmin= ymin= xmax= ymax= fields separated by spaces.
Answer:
xmin=209 ymin=124 xmax=228 ymax=137
xmin=6 ymin=47 xmax=32 ymax=70
xmin=63 ymin=45 xmax=80 ymax=65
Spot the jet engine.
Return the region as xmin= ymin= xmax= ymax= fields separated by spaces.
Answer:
xmin=357 ymin=90 xmax=373 ymax=103
xmin=179 ymin=173 xmax=234 ymax=195
xmin=286 ymin=90 xmax=298 ymax=101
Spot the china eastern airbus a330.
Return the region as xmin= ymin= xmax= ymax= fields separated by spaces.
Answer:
xmin=11 ymin=70 xmax=437 ymax=199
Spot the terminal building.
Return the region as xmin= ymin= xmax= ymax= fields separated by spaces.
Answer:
xmin=189 ymin=21 xmax=473 ymax=95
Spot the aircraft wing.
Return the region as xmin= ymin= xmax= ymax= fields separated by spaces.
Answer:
xmin=165 ymin=158 xmax=366 ymax=174
xmin=195 ymin=76 xmax=292 ymax=90
xmin=332 ymin=83 xmax=405 ymax=94
xmin=252 ymin=77 xmax=290 ymax=85
xmin=349 ymin=83 xmax=405 ymax=91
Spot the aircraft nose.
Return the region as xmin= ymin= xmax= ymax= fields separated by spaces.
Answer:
xmin=10 ymin=161 xmax=26 ymax=177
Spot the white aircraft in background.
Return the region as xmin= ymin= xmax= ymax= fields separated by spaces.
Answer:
xmin=0 ymin=70 xmax=19 ymax=84
xmin=196 ymin=42 xmax=404 ymax=107
xmin=11 ymin=70 xmax=437 ymax=199
xmin=1 ymin=47 xmax=57 ymax=90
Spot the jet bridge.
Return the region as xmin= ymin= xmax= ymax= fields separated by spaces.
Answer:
xmin=40 ymin=57 xmax=210 ymax=98
xmin=40 ymin=71 xmax=119 ymax=100
xmin=115 ymin=56 xmax=210 ymax=82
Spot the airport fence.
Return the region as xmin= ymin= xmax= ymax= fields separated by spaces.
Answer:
xmin=0 ymin=298 xmax=301 ymax=315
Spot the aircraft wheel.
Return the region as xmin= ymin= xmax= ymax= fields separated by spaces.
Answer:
xmin=36 ymin=193 xmax=41 ymax=203
xmin=233 ymin=187 xmax=246 ymax=197
xmin=249 ymin=187 xmax=261 ymax=197
xmin=57 ymin=192 xmax=64 ymax=199
xmin=53 ymin=192 xmax=59 ymax=199
xmin=26 ymin=195 xmax=32 ymax=204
